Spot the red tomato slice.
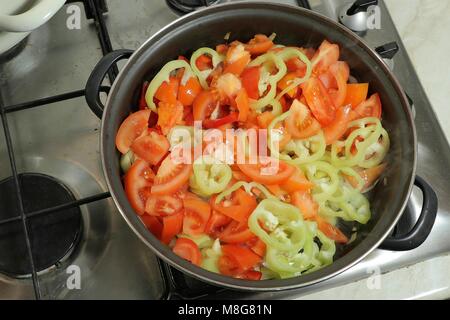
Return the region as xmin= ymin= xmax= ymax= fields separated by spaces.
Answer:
xmin=280 ymin=168 xmax=314 ymax=193
xmin=285 ymin=99 xmax=322 ymax=139
xmin=219 ymin=220 xmax=256 ymax=244
xmin=151 ymin=154 xmax=192 ymax=195
xmin=237 ymin=158 xmax=295 ymax=185
xmin=219 ymin=245 xmax=261 ymax=276
xmin=173 ymin=237 xmax=202 ymax=266
xmin=245 ymin=34 xmax=274 ymax=55
xmin=195 ymin=54 xmax=213 ymax=71
xmin=235 ymin=88 xmax=250 ymax=122
xmin=204 ymin=211 xmax=232 ymax=237
xmin=323 ymin=105 xmax=353 ymax=145
xmin=178 ymin=76 xmax=202 ymax=107
xmin=193 ymin=90 xmax=220 ymax=121
xmin=278 ymin=72 xmax=300 ymax=98
xmin=124 ymin=159 xmax=155 ymax=215
xmin=157 ymin=100 xmax=184 ymax=135
xmin=145 ymin=194 xmax=183 ymax=217
xmin=182 ymin=198 xmax=211 ymax=236
xmin=303 ymin=77 xmax=336 ymax=126
xmin=140 ymin=215 xmax=163 ymax=239
xmin=155 ymin=76 xmax=179 ymax=104
xmin=344 ymin=83 xmax=369 ymax=109
xmin=344 ymin=163 xmax=387 ymax=192
xmin=328 ymin=61 xmax=350 ymax=108
xmin=161 ymin=211 xmax=184 ymax=244
xmin=240 ymin=67 xmax=260 ymax=100
xmin=316 ymin=216 xmax=348 ymax=244
xmin=290 ymin=190 xmax=318 ymax=220
xmin=246 ymin=237 xmax=266 ymax=257
xmin=353 ymin=93 xmax=382 ymax=120
xmin=211 ymin=188 xmax=257 ymax=222
xmin=311 ymin=40 xmax=340 ymax=74
xmin=236 ymin=270 xmax=262 ymax=280
xmin=116 ymin=109 xmax=151 ymax=154
xmin=131 ymin=130 xmax=170 ymax=165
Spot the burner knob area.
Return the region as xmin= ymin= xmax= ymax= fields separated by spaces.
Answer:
xmin=375 ymin=42 xmax=399 ymax=70
xmin=339 ymin=0 xmax=378 ymax=32
xmin=166 ymin=0 xmax=222 ymax=15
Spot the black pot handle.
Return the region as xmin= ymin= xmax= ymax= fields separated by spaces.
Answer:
xmin=380 ymin=176 xmax=438 ymax=251
xmin=85 ymin=49 xmax=134 ymax=119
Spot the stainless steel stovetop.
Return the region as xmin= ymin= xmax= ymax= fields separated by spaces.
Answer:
xmin=0 ymin=0 xmax=449 ymax=300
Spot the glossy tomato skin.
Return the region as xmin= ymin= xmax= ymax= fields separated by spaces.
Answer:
xmin=240 ymin=67 xmax=260 ymax=99
xmin=130 ymin=130 xmax=170 ymax=165
xmin=285 ymin=99 xmax=321 ymax=139
xmin=237 ymin=158 xmax=295 ymax=185
xmin=353 ymin=93 xmax=382 ymax=120
xmin=151 ymin=154 xmax=192 ymax=196
xmin=303 ymin=77 xmax=336 ymax=126
xmin=116 ymin=109 xmax=151 ymax=154
xmin=173 ymin=237 xmax=202 ymax=266
xmin=124 ymin=159 xmax=155 ymax=215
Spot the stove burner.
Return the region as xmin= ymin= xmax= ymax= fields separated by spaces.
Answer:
xmin=0 ymin=173 xmax=82 ymax=276
xmin=166 ymin=0 xmax=222 ymax=15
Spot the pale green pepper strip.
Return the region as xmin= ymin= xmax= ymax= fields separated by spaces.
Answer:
xmin=248 ymin=199 xmax=307 ymax=253
xmin=201 ymin=239 xmax=222 ymax=273
xmin=281 ymin=132 xmax=327 ymax=165
xmin=302 ymin=161 xmax=340 ymax=196
xmin=330 ymin=117 xmax=382 ymax=167
xmin=359 ymin=127 xmax=390 ymax=169
xmin=120 ymin=150 xmax=136 ymax=173
xmin=340 ymin=166 xmax=365 ymax=191
xmin=191 ymin=156 xmax=232 ymax=197
xmin=214 ymin=181 xmax=276 ymax=205
xmin=145 ymin=59 xmax=194 ymax=112
xmin=248 ymin=52 xmax=287 ymax=110
xmin=275 ymin=48 xmax=312 ymax=100
xmin=190 ymin=47 xmax=223 ymax=89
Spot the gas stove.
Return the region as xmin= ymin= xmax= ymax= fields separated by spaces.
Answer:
xmin=0 ymin=0 xmax=449 ymax=300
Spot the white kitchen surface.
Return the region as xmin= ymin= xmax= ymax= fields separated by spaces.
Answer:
xmin=299 ymin=0 xmax=450 ymax=300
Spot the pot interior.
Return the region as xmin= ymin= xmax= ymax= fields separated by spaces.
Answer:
xmin=102 ymin=3 xmax=416 ymax=290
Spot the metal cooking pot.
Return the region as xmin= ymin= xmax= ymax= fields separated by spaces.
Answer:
xmin=84 ymin=2 xmax=437 ymax=291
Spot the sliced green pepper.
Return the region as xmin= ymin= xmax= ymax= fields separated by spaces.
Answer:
xmin=190 ymin=47 xmax=224 ymax=89
xmin=191 ymin=156 xmax=232 ymax=197
xmin=145 ymin=59 xmax=194 ymax=112
xmin=248 ymin=199 xmax=307 ymax=253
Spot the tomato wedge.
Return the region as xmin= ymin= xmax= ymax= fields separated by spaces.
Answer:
xmin=155 ymin=76 xmax=179 ymax=104
xmin=278 ymin=72 xmax=300 ymax=98
xmin=178 ymin=76 xmax=202 ymax=107
xmin=246 ymin=237 xmax=266 ymax=257
xmin=328 ymin=61 xmax=349 ymax=108
xmin=303 ymin=77 xmax=336 ymax=126
xmin=245 ymin=34 xmax=274 ymax=55
xmin=145 ymin=194 xmax=183 ymax=217
xmin=238 ymin=158 xmax=295 ymax=185
xmin=211 ymin=188 xmax=257 ymax=222
xmin=157 ymin=100 xmax=184 ymax=135
xmin=195 ymin=54 xmax=213 ymax=71
xmin=323 ymin=105 xmax=353 ymax=145
xmin=235 ymin=88 xmax=250 ymax=122
xmin=280 ymin=168 xmax=313 ymax=193
xmin=224 ymin=45 xmax=251 ymax=76
xmin=290 ymin=190 xmax=318 ymax=220
xmin=219 ymin=220 xmax=256 ymax=244
xmin=151 ymin=154 xmax=192 ymax=195
xmin=240 ymin=67 xmax=260 ymax=99
xmin=344 ymin=83 xmax=369 ymax=109
xmin=131 ymin=130 xmax=170 ymax=165
xmin=256 ymin=111 xmax=276 ymax=129
xmin=204 ymin=211 xmax=232 ymax=237
xmin=353 ymin=93 xmax=382 ymax=120
xmin=193 ymin=89 xmax=220 ymax=121
xmin=140 ymin=215 xmax=163 ymax=239
xmin=116 ymin=109 xmax=151 ymax=154
xmin=182 ymin=197 xmax=211 ymax=236
xmin=161 ymin=211 xmax=184 ymax=244
xmin=285 ymin=99 xmax=322 ymax=139
xmin=219 ymin=245 xmax=261 ymax=276
xmin=316 ymin=216 xmax=348 ymax=244
xmin=173 ymin=237 xmax=202 ymax=266
xmin=124 ymin=159 xmax=155 ymax=215
xmin=311 ymin=40 xmax=340 ymax=74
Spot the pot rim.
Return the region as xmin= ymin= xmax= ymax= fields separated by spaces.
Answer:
xmin=100 ymin=2 xmax=417 ymax=291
